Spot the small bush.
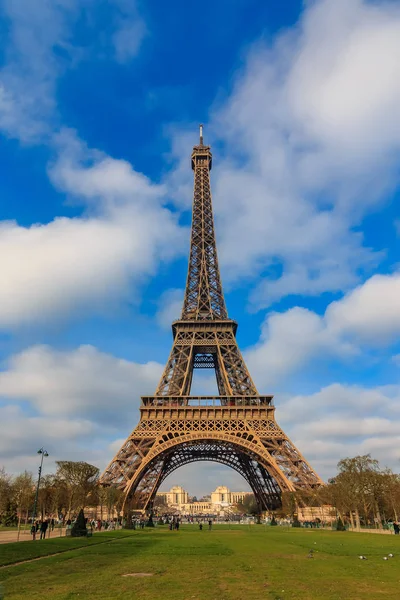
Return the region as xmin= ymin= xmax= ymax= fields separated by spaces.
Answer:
xmin=71 ymin=509 xmax=87 ymax=537
xmin=336 ymin=517 xmax=346 ymax=531
xmin=146 ymin=514 xmax=155 ymax=528
xmin=292 ymin=517 xmax=301 ymax=528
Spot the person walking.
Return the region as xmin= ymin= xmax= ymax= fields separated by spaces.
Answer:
xmin=31 ymin=522 xmax=37 ymax=541
xmin=40 ymin=520 xmax=49 ymax=540
xmin=208 ymin=519 xmax=212 ymax=531
xmin=394 ymin=521 xmax=399 ymax=535
xmin=51 ymin=518 xmax=55 ymax=532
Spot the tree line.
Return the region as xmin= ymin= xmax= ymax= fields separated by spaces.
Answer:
xmin=1 ymin=454 xmax=399 ymax=527
xmin=237 ymin=455 xmax=400 ymax=526
xmin=0 ymin=461 xmax=123 ymax=526
xmin=278 ymin=455 xmax=400 ymax=527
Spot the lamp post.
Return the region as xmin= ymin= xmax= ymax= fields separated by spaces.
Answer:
xmin=32 ymin=448 xmax=49 ymax=536
xmin=328 ymin=477 xmax=338 ymax=529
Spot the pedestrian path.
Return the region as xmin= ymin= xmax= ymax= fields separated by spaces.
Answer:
xmin=0 ymin=528 xmax=67 ymax=544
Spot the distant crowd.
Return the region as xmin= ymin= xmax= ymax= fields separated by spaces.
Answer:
xmin=30 ymin=516 xmax=123 ymax=540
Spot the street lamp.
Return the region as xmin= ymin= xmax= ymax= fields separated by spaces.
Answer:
xmin=31 ymin=448 xmax=49 ymax=534
xmin=328 ymin=478 xmax=339 ymax=529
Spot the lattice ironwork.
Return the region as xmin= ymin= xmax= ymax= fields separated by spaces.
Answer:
xmin=181 ymin=138 xmax=227 ymax=321
xmin=100 ymin=127 xmax=324 ymax=513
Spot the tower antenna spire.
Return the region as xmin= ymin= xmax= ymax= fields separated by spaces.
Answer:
xmin=199 ymin=123 xmax=203 ymax=145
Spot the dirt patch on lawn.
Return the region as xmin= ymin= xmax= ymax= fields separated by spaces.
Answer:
xmin=122 ymin=573 xmax=154 ymax=577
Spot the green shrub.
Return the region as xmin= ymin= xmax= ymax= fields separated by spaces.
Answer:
xmin=71 ymin=509 xmax=87 ymax=537
xmin=292 ymin=517 xmax=301 ymax=528
xmin=146 ymin=514 xmax=155 ymax=527
xmin=335 ymin=517 xmax=346 ymax=531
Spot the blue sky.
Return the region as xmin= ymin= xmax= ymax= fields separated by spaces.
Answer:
xmin=0 ymin=0 xmax=400 ymax=496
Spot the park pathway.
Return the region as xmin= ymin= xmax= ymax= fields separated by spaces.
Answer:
xmin=0 ymin=528 xmax=68 ymax=544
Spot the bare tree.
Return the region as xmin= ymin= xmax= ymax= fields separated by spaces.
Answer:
xmin=154 ymin=495 xmax=168 ymax=509
xmin=12 ymin=471 xmax=34 ymax=537
xmin=236 ymin=493 xmax=258 ymax=516
xmin=0 ymin=467 xmax=13 ymax=525
xmin=56 ymin=461 xmax=99 ymax=518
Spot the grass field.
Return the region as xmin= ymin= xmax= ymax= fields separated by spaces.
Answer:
xmin=1 ymin=525 xmax=400 ymax=599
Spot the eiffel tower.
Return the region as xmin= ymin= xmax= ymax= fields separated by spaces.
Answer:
xmin=100 ymin=126 xmax=323 ymax=512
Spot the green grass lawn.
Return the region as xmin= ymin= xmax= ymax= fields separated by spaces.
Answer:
xmin=1 ymin=525 xmax=400 ymax=600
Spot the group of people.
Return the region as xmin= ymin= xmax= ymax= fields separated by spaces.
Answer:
xmin=130 ymin=519 xmax=146 ymax=530
xmin=88 ymin=519 xmax=121 ymax=531
xmin=168 ymin=517 xmax=180 ymax=530
xmin=164 ymin=516 xmax=213 ymax=531
xmin=30 ymin=515 xmax=123 ymax=539
xmin=30 ymin=518 xmax=56 ymax=540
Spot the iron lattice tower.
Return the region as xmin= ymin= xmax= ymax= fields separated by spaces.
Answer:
xmin=100 ymin=126 xmax=323 ymax=512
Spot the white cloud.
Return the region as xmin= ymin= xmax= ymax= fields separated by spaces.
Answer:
xmin=245 ymin=307 xmax=352 ymax=387
xmin=163 ymin=0 xmax=400 ymax=306
xmin=276 ymin=382 xmax=400 ymax=479
xmin=288 ymin=0 xmax=400 ymax=156
xmin=156 ymin=288 xmax=184 ymax=329
xmin=246 ymin=271 xmax=400 ymax=387
xmin=112 ymin=0 xmax=147 ymax=63
xmin=0 ymin=132 xmax=186 ymax=328
xmin=327 ymin=272 xmax=400 ymax=343
xmin=392 ymin=354 xmax=400 ymax=366
xmin=0 ymin=344 xmax=163 ymax=474
xmin=0 ymin=4 xmax=164 ymax=329
xmin=0 ymin=344 xmax=162 ymax=427
xmin=0 ymin=0 xmax=74 ymax=141
xmin=0 ymin=405 xmax=93 ymax=458
xmin=0 ymin=0 xmax=147 ymax=141
xmin=0 ymin=403 xmax=133 ymax=475
xmin=50 ymin=129 xmax=165 ymax=204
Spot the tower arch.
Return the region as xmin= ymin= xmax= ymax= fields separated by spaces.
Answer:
xmin=121 ymin=434 xmax=291 ymax=513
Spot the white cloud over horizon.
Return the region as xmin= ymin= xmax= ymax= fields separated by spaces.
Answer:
xmin=1 ymin=344 xmax=399 ymax=488
xmin=0 ymin=344 xmax=162 ymax=478
xmin=0 ymin=344 xmax=162 ymax=426
xmin=278 ymin=382 xmax=400 ymax=478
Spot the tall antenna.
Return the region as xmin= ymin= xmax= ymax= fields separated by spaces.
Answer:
xmin=199 ymin=123 xmax=203 ymax=145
